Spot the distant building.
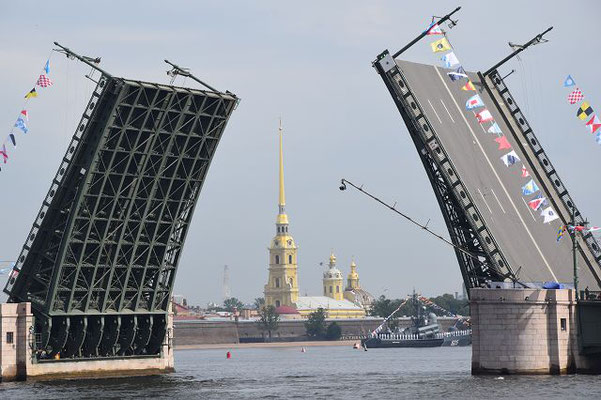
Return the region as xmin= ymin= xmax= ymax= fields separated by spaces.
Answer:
xmin=263 ymin=121 xmax=369 ymax=319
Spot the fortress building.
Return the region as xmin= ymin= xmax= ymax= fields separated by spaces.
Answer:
xmin=263 ymin=121 xmax=372 ymax=318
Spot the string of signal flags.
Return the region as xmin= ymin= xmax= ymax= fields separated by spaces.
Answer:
xmin=1 ymin=56 xmax=54 ymax=170
xmin=564 ymin=75 xmax=601 ymax=146
xmin=424 ymin=20 xmax=560 ymax=226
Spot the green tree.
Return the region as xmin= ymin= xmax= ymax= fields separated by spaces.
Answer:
xmin=305 ymin=308 xmax=327 ymax=338
xmin=254 ymin=297 xmax=265 ymax=310
xmin=223 ymin=297 xmax=244 ymax=312
xmin=370 ymin=295 xmax=406 ymax=329
xmin=325 ymin=322 xmax=342 ymax=340
xmin=256 ymin=305 xmax=280 ymax=339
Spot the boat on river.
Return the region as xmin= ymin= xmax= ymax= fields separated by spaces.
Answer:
xmin=362 ymin=291 xmax=471 ymax=348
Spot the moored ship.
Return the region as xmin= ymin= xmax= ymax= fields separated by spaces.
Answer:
xmin=362 ymin=291 xmax=471 ymax=348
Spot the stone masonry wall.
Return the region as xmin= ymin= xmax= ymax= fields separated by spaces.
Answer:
xmin=470 ymin=288 xmax=597 ymax=374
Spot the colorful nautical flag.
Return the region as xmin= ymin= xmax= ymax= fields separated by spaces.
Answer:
xmin=430 ymin=37 xmax=451 ymax=53
xmin=521 ymin=165 xmax=530 ymax=177
xmin=522 ymin=179 xmax=539 ymax=196
xmin=500 ymin=150 xmax=520 ymax=166
xmin=495 ymin=135 xmax=511 ymax=150
xmin=461 ymin=80 xmax=476 ymax=91
xmin=528 ymin=194 xmax=546 ymax=211
xmin=476 ymin=109 xmax=493 ymax=123
xmin=564 ymin=75 xmax=575 ymax=87
xmin=466 ymin=94 xmax=484 ymax=110
xmin=24 ymin=88 xmax=38 ymax=99
xmin=557 ymin=225 xmax=567 ymax=242
xmin=587 ymin=227 xmax=601 ymax=233
xmin=540 ymin=207 xmax=559 ymax=223
xmin=448 ymin=66 xmax=468 ymax=81
xmin=14 ymin=117 xmax=28 ymax=133
xmin=568 ymin=88 xmax=584 ymax=105
xmin=8 ymin=134 xmax=16 ymax=147
xmin=596 ymin=131 xmax=601 ymax=145
xmin=441 ymin=52 xmax=459 ymax=68
xmin=0 ymin=145 xmax=7 ymax=164
xmin=425 ymin=22 xmax=443 ymax=35
xmin=44 ymin=59 xmax=50 ymax=74
xmin=20 ymin=110 xmax=28 ymax=121
xmin=36 ymin=74 xmax=53 ymax=88
xmin=577 ymin=101 xmax=593 ymax=120
xmin=488 ymin=122 xmax=502 ymax=134
xmin=586 ymin=115 xmax=601 ymax=133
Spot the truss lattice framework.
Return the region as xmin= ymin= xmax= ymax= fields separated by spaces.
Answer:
xmin=4 ymin=74 xmax=237 ymax=358
xmin=373 ymin=51 xmax=514 ymax=291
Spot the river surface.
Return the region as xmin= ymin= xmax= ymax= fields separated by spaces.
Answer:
xmin=1 ymin=345 xmax=600 ymax=399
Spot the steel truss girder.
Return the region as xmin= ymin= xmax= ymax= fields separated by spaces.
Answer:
xmin=373 ymin=51 xmax=514 ymax=291
xmin=5 ymin=73 xmax=237 ymax=360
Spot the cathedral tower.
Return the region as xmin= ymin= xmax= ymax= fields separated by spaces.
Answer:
xmin=346 ymin=259 xmax=360 ymax=290
xmin=264 ymin=120 xmax=299 ymax=308
xmin=323 ymin=252 xmax=344 ymax=301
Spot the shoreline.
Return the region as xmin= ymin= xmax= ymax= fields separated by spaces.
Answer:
xmin=176 ymin=340 xmax=360 ymax=350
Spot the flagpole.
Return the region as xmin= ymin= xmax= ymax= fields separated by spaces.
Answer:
xmin=571 ymin=205 xmax=579 ymax=300
xmin=53 ymin=42 xmax=110 ymax=77
xmin=483 ymin=27 xmax=553 ymax=76
xmin=392 ymin=6 xmax=461 ymax=59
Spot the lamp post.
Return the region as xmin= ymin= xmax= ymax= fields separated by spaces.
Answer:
xmin=570 ymin=205 xmax=589 ymax=301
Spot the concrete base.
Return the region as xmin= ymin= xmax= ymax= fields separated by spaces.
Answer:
xmin=1 ymin=302 xmax=174 ymax=382
xmin=471 ymin=288 xmax=601 ymax=375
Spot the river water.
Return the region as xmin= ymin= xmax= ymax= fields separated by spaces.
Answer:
xmin=1 ymin=346 xmax=600 ymax=399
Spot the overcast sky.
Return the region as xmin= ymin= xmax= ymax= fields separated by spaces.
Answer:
xmin=1 ymin=1 xmax=600 ymax=305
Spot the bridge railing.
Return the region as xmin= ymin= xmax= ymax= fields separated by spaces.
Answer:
xmin=485 ymin=70 xmax=601 ymax=272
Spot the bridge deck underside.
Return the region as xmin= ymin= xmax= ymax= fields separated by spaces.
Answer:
xmin=397 ymin=59 xmax=599 ymax=288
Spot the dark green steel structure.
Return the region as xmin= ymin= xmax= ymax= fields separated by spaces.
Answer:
xmin=3 ymin=50 xmax=238 ymax=360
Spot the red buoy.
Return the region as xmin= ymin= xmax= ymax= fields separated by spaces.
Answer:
xmin=226 ymin=351 xmax=231 ymax=359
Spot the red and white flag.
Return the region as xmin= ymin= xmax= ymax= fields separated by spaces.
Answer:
xmin=36 ymin=74 xmax=53 ymax=88
xmin=567 ymin=88 xmax=584 ymax=105
xmin=426 ymin=22 xmax=443 ymax=35
xmin=528 ymin=196 xmax=546 ymax=211
xmin=20 ymin=109 xmax=28 ymax=121
xmin=586 ymin=115 xmax=601 ymax=133
xmin=521 ymin=165 xmax=530 ymax=177
xmin=476 ymin=109 xmax=493 ymax=123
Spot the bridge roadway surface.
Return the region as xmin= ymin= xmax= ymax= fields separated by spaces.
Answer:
xmin=396 ymin=59 xmax=599 ymax=288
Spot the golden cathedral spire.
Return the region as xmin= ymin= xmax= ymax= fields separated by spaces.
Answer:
xmin=279 ymin=118 xmax=286 ymax=209
xmin=276 ymin=119 xmax=289 ymax=226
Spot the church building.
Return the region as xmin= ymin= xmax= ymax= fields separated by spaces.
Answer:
xmin=263 ymin=121 xmax=372 ymax=319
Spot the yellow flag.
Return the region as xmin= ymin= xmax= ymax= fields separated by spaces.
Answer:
xmin=25 ymin=88 xmax=38 ymax=99
xmin=461 ymin=81 xmax=476 ymax=91
xmin=430 ymin=37 xmax=451 ymax=53
xmin=577 ymin=101 xmax=593 ymax=121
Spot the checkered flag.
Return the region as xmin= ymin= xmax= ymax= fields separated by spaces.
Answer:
xmin=568 ymin=88 xmax=584 ymax=105
xmin=36 ymin=74 xmax=53 ymax=88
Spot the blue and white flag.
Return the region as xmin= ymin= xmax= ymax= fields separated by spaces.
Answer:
xmin=44 ymin=59 xmax=50 ymax=74
xmin=563 ymin=75 xmax=575 ymax=87
xmin=14 ymin=117 xmax=28 ymax=134
xmin=540 ymin=207 xmax=559 ymax=223
xmin=596 ymin=131 xmax=601 ymax=145
xmin=448 ymin=66 xmax=468 ymax=82
xmin=500 ymin=150 xmax=520 ymax=166
xmin=488 ymin=122 xmax=502 ymax=134
xmin=522 ymin=179 xmax=539 ymax=196
xmin=441 ymin=52 xmax=460 ymax=68
xmin=466 ymin=94 xmax=484 ymax=110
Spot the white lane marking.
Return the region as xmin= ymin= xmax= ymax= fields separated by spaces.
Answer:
xmin=490 ymin=188 xmax=506 ymax=214
xmin=432 ymin=66 xmax=559 ymax=282
xmin=427 ymin=99 xmax=443 ymax=124
xmin=440 ymin=99 xmax=455 ymax=123
xmin=522 ymin=198 xmax=537 ymax=221
xmin=477 ymin=188 xmax=493 ymax=214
